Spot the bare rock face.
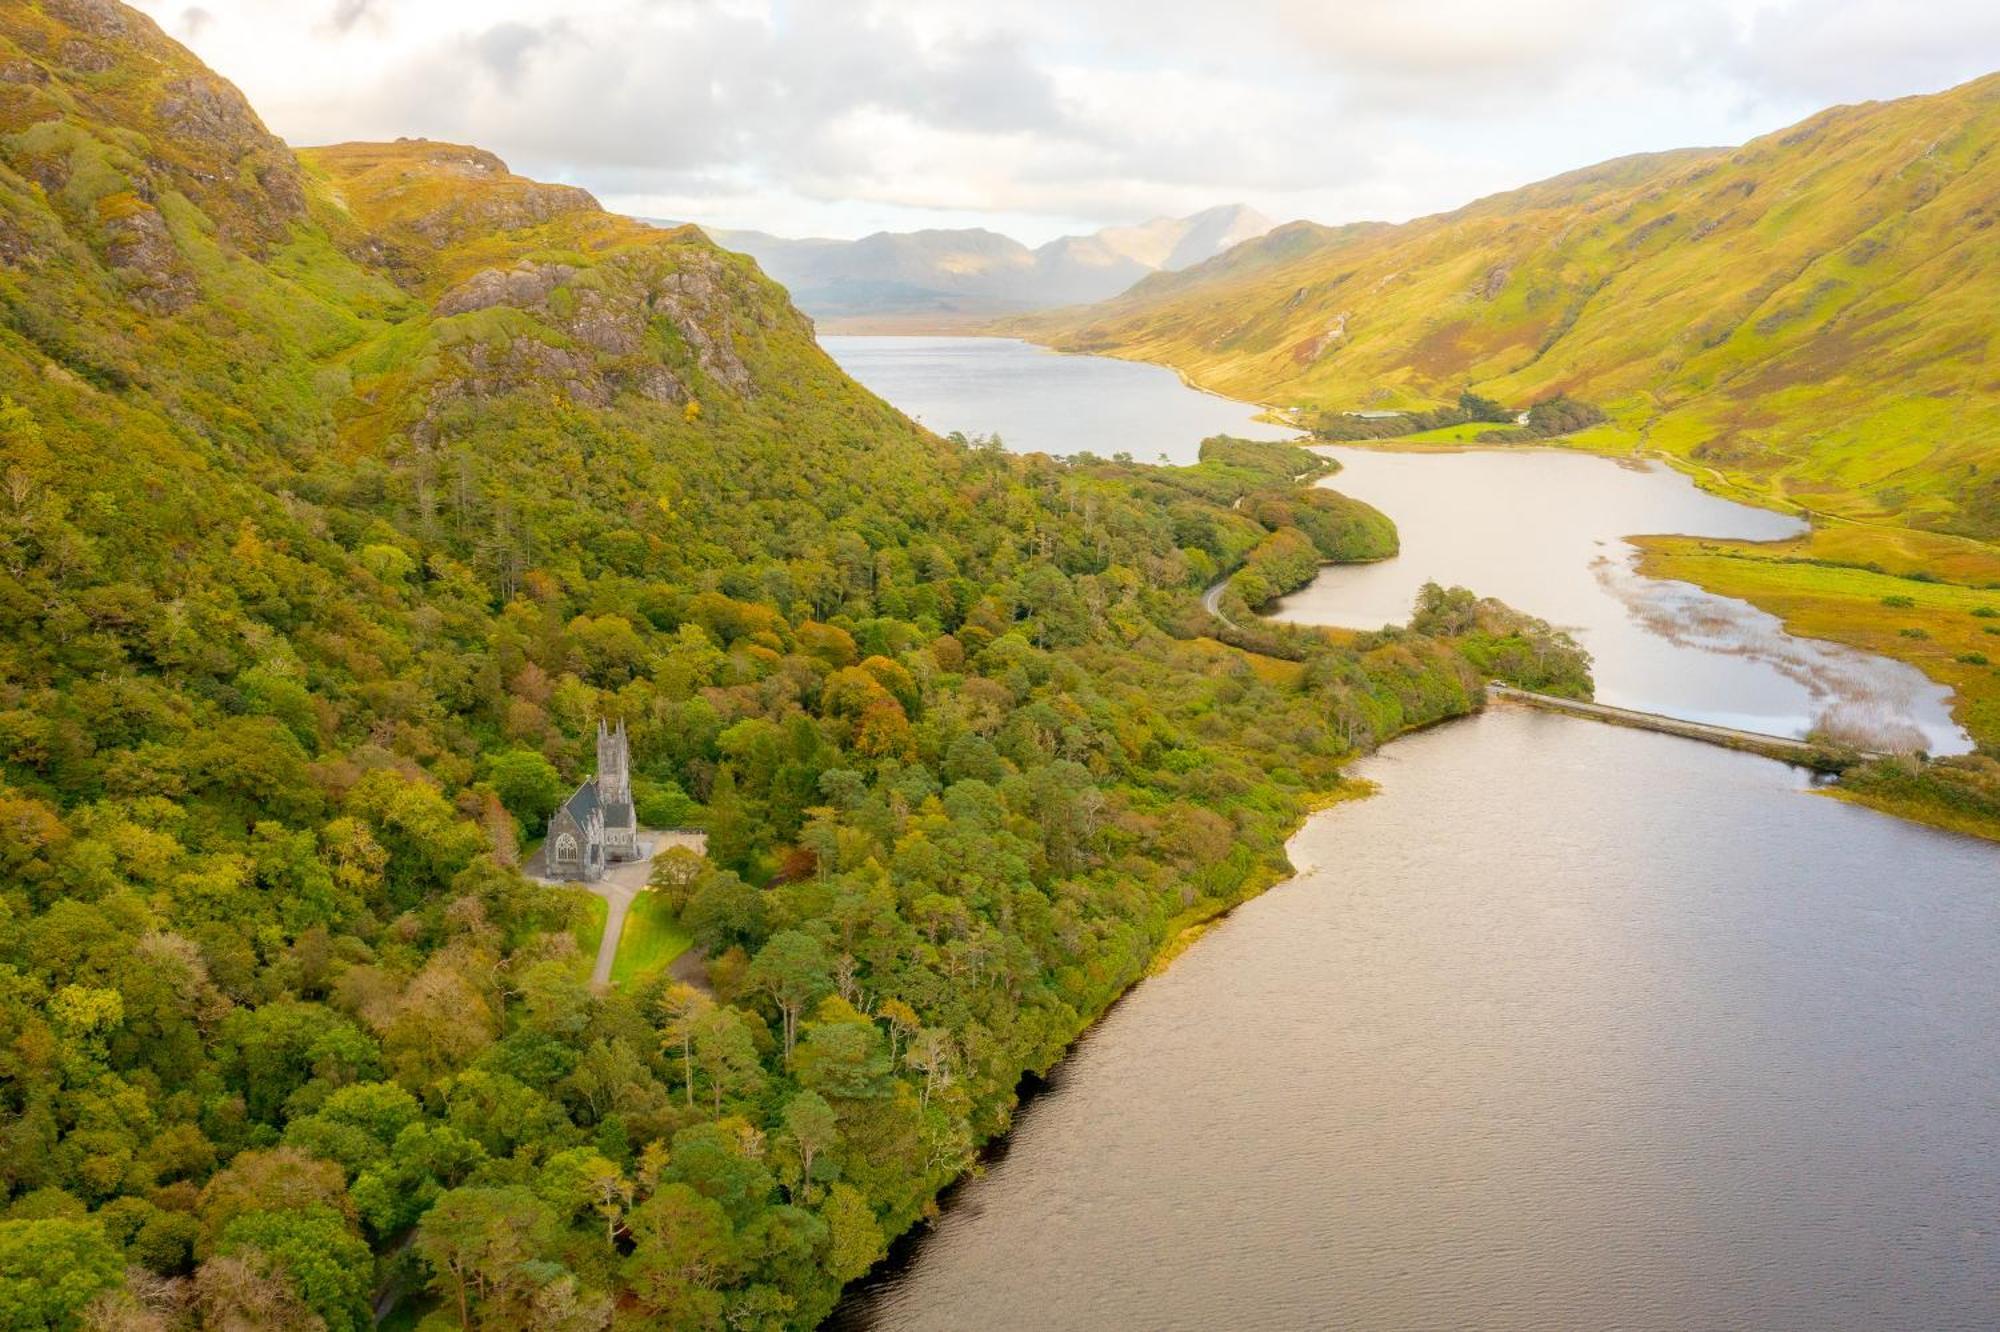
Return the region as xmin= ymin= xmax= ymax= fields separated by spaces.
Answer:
xmin=434 ymin=262 xmax=579 ymax=318
xmin=39 ymin=0 xmax=135 ymax=41
xmin=391 ymin=146 xmax=598 ymax=249
xmin=5 ymin=2 xmax=308 ymax=250
xmin=419 ymin=256 xmax=702 ymax=434
xmin=0 ymin=211 xmax=29 ymax=268
xmin=153 ymin=75 xmax=308 ymax=240
xmin=103 ymin=201 xmax=197 ymax=313
xmin=429 ymin=256 xmax=734 ymax=411
xmin=56 ymin=37 xmax=115 ymax=73
xmin=1292 ymin=312 xmax=1350 ymax=365
xmin=652 ymin=253 xmax=753 ymax=396
xmin=435 ymin=260 xmax=648 ymax=359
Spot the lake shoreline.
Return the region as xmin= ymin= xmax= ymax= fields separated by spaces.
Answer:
xmin=1006 ymin=334 xmax=1996 ymax=772
xmin=840 ymin=703 xmax=2000 ymax=1329
xmin=831 ymin=339 xmax=2000 ymax=1329
xmin=819 ymin=333 xmax=1293 ymax=466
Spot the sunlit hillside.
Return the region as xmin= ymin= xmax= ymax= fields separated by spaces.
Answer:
xmin=1014 ymin=75 xmax=2000 ymax=542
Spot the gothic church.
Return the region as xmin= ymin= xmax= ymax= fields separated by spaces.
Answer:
xmin=545 ymin=720 xmax=640 ymax=882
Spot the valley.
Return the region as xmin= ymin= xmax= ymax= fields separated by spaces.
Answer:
xmin=0 ymin=5 xmax=1571 ymax=1326
xmin=999 ymin=73 xmax=2000 ymax=811
xmin=3 ymin=2 xmax=1998 ymax=1328
xmin=817 ymin=340 xmax=2000 ymax=1332
xmin=687 ymin=206 xmax=1274 ymax=329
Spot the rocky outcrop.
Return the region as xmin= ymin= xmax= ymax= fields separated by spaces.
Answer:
xmin=153 ymin=75 xmax=307 ymax=240
xmin=434 ymin=262 xmax=579 ymax=319
xmin=102 ymin=199 xmax=196 ymax=313
xmin=429 ymin=250 xmax=757 ymax=405
xmin=1292 ymin=312 xmax=1350 ymax=365
xmin=651 ymin=252 xmax=754 ymax=396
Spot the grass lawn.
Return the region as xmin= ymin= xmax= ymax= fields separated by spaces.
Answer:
xmin=611 ymin=890 xmax=693 ymax=986
xmin=569 ymin=889 xmax=608 ymax=960
xmin=1383 ymin=421 xmax=1519 ymax=445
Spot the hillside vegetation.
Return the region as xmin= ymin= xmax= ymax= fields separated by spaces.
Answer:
xmin=0 ymin=4 xmax=1583 ymax=1327
xmin=1010 ymin=73 xmax=2000 ymax=760
xmin=1013 ymin=75 xmax=2000 ymax=538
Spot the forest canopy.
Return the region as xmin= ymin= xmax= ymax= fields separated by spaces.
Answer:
xmin=0 ymin=4 xmax=1580 ymax=1327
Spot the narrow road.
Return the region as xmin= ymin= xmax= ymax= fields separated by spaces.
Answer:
xmin=527 ymin=830 xmax=708 ymax=986
xmin=1486 ymin=683 xmax=1883 ymax=765
xmin=1201 ymin=577 xmax=1241 ymax=633
xmin=588 ymin=873 xmax=645 ymax=985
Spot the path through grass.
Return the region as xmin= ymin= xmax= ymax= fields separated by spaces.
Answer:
xmin=611 ymin=891 xmax=693 ymax=986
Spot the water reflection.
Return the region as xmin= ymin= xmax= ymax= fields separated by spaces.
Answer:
xmin=1272 ymin=446 xmax=1967 ymax=753
xmin=819 ymin=335 xmax=1293 ymax=465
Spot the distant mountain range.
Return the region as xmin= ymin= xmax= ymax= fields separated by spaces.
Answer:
xmin=664 ymin=205 xmax=1273 ymax=329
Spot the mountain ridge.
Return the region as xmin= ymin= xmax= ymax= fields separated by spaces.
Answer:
xmin=1007 ymin=77 xmax=2000 ymax=541
xmin=682 ymin=203 xmax=1274 ymax=328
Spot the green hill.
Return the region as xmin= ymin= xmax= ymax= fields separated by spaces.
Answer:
xmin=0 ymin=3 xmax=1578 ymax=1326
xmin=1010 ymin=76 xmax=2000 ymax=748
xmin=1014 ymin=77 xmax=2000 ymax=538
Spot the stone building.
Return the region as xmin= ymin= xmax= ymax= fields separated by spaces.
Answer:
xmin=545 ymin=719 xmax=640 ymax=882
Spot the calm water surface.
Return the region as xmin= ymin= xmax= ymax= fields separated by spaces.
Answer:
xmin=832 ymin=340 xmax=2000 ymax=1331
xmin=820 ymin=335 xmax=1293 ymax=464
xmin=841 ymin=713 xmax=2000 ymax=1331
xmin=1275 ymin=446 xmax=1967 ymax=754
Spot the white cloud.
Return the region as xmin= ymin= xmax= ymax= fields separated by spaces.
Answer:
xmin=129 ymin=0 xmax=2000 ymax=243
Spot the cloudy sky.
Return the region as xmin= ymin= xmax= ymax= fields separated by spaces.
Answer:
xmin=132 ymin=0 xmax=2000 ymax=244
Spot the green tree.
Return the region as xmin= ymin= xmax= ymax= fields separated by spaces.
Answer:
xmin=648 ymin=845 xmax=708 ymax=910
xmin=795 ymin=1020 xmax=893 ymax=1102
xmin=746 ymin=931 xmax=830 ymax=1063
xmin=690 ymin=1006 xmax=764 ymax=1115
xmin=658 ymin=982 xmax=712 ymax=1108
xmin=820 ymin=1183 xmax=888 ymax=1283
xmin=412 ymin=1185 xmax=560 ymax=1330
xmin=779 ymin=1091 xmax=839 ymax=1204
xmin=217 ymin=1206 xmax=373 ymax=1332
xmin=485 ymin=749 xmax=567 ymax=829
xmin=0 ymin=1218 xmax=122 ymax=1329
xmin=623 ymin=1183 xmax=732 ymax=1327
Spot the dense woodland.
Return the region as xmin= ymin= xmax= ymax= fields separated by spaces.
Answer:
xmin=0 ymin=4 xmax=1593 ymax=1328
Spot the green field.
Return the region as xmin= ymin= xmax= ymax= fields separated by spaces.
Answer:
xmin=1386 ymin=422 xmax=1516 ymax=445
xmin=610 ymin=891 xmax=694 ymax=986
xmin=1637 ymin=532 xmax=2000 ymax=750
xmin=570 ymin=890 xmax=609 ymax=962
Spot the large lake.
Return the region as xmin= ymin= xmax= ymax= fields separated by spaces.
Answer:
xmin=829 ymin=337 xmax=2000 ymax=1330
xmin=820 ymin=335 xmax=1293 ymax=464
xmin=839 ymin=712 xmax=2000 ymax=1331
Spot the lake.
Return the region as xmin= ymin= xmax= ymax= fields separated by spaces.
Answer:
xmin=838 ymin=711 xmax=2000 ymax=1331
xmin=829 ymin=337 xmax=2000 ymax=1331
xmin=819 ymin=335 xmax=1294 ymax=464
xmin=1276 ymin=445 xmax=1969 ymax=754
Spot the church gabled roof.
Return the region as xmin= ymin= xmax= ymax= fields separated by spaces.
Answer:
xmin=558 ymin=777 xmax=600 ymax=825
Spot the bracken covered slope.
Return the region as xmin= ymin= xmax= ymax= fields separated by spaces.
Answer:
xmin=1014 ymin=77 xmax=2000 ymax=540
